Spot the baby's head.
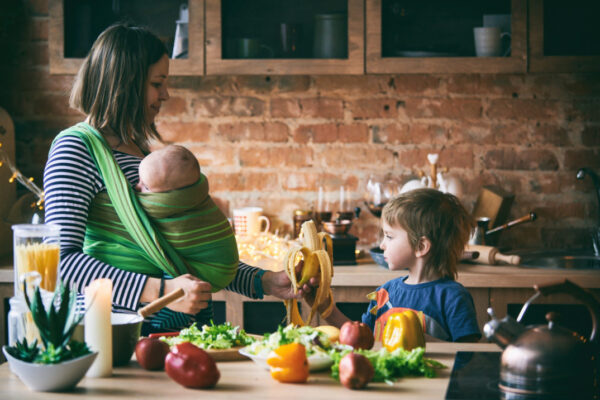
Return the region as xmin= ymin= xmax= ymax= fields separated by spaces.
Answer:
xmin=381 ymin=188 xmax=474 ymax=280
xmin=137 ymin=145 xmax=200 ymax=193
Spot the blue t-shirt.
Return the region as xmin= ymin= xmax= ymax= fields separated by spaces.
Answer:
xmin=361 ymin=276 xmax=481 ymax=342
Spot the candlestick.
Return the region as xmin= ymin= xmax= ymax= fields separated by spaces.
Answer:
xmin=317 ymin=186 xmax=323 ymax=212
xmin=85 ymin=278 xmax=112 ymax=377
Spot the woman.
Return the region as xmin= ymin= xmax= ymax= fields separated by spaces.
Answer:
xmin=44 ymin=23 xmax=311 ymax=334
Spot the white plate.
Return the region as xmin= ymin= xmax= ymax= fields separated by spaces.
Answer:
xmin=238 ymin=348 xmax=333 ymax=372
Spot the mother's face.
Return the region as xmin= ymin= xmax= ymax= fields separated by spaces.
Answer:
xmin=145 ymin=54 xmax=170 ymax=124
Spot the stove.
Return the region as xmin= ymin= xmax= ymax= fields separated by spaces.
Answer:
xmin=445 ymin=351 xmax=501 ymax=400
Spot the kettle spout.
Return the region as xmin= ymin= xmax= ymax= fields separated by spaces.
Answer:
xmin=483 ymin=307 xmax=526 ymax=348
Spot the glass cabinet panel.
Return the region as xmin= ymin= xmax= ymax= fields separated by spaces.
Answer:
xmin=366 ymin=0 xmax=526 ymax=74
xmin=205 ymin=0 xmax=364 ymax=75
xmin=221 ymin=0 xmax=348 ymax=60
xmin=381 ymin=0 xmax=511 ymax=58
xmin=528 ymin=0 xmax=600 ymax=72
xmin=49 ymin=0 xmax=204 ymax=75
xmin=542 ymin=0 xmax=600 ymax=57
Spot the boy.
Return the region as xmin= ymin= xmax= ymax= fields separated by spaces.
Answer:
xmin=312 ymin=188 xmax=481 ymax=342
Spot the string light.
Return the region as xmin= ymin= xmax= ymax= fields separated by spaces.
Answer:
xmin=236 ymin=231 xmax=299 ymax=271
xmin=0 ymin=141 xmax=45 ymax=210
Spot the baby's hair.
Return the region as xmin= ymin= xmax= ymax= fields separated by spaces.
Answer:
xmin=382 ymin=189 xmax=474 ymax=280
xmin=140 ymin=145 xmax=200 ymax=191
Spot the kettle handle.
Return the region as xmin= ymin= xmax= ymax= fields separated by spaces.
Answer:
xmin=534 ymin=279 xmax=600 ymax=345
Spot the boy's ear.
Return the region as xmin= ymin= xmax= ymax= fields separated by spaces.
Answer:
xmin=415 ymin=236 xmax=431 ymax=257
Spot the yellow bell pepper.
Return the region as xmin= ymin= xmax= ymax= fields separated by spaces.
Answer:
xmin=266 ymin=342 xmax=309 ymax=383
xmin=382 ymin=310 xmax=426 ymax=352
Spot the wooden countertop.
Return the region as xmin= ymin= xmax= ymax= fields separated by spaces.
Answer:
xmin=330 ymin=262 xmax=600 ymax=289
xmin=1 ymin=258 xmax=600 ymax=289
xmin=0 ymin=342 xmax=501 ymax=400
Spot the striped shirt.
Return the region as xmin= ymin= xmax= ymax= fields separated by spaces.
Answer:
xmin=44 ymin=133 xmax=259 ymax=331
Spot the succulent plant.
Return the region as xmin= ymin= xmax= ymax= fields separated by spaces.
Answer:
xmin=7 ymin=281 xmax=91 ymax=363
xmin=5 ymin=337 xmax=39 ymax=362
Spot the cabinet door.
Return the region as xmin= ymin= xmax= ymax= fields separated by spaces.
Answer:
xmin=49 ymin=0 xmax=204 ymax=75
xmin=366 ymin=0 xmax=526 ymax=74
xmin=528 ymin=0 xmax=600 ymax=72
xmin=205 ymin=0 xmax=364 ymax=75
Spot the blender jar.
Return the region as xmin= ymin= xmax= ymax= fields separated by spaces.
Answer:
xmin=12 ymin=224 xmax=61 ymax=297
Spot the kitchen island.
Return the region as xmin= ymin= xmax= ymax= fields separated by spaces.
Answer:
xmin=0 ymin=342 xmax=501 ymax=399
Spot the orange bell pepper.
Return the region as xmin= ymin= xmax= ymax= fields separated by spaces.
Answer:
xmin=266 ymin=342 xmax=309 ymax=383
xmin=382 ymin=310 xmax=426 ymax=352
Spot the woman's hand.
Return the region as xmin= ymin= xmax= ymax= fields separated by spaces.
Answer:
xmin=142 ymin=274 xmax=212 ymax=315
xmin=164 ymin=274 xmax=212 ymax=314
xmin=261 ymin=262 xmax=319 ymax=300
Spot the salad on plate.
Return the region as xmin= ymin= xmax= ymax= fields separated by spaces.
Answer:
xmin=240 ymin=324 xmax=348 ymax=371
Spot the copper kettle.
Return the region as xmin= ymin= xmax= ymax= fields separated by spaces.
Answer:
xmin=484 ymin=279 xmax=600 ymax=399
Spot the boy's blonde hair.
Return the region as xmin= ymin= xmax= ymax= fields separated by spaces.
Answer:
xmin=381 ymin=188 xmax=474 ymax=280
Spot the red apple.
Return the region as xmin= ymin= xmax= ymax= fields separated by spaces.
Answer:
xmin=135 ymin=337 xmax=170 ymax=370
xmin=339 ymin=352 xmax=375 ymax=390
xmin=339 ymin=321 xmax=374 ymax=350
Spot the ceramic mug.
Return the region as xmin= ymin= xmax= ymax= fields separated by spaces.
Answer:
xmin=473 ymin=27 xmax=510 ymax=57
xmin=232 ymin=207 xmax=270 ymax=236
xmin=236 ymin=38 xmax=274 ymax=59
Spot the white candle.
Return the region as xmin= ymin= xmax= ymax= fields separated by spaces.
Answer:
xmin=317 ymin=186 xmax=323 ymax=212
xmin=340 ymin=186 xmax=345 ymax=211
xmin=85 ymin=278 xmax=113 ymax=377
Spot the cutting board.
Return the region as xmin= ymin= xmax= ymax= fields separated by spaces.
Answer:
xmin=0 ymin=107 xmax=16 ymax=259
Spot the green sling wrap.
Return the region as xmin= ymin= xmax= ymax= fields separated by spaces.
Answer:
xmin=52 ymin=123 xmax=238 ymax=292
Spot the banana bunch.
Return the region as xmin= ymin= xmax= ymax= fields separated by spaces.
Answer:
xmin=283 ymin=220 xmax=334 ymax=326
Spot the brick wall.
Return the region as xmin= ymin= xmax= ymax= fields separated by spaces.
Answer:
xmin=1 ymin=0 xmax=599 ymax=251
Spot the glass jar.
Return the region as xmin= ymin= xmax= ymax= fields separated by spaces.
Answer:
xmin=12 ymin=224 xmax=61 ymax=297
xmin=293 ymin=209 xmax=313 ymax=238
xmin=8 ymin=296 xmax=40 ymax=346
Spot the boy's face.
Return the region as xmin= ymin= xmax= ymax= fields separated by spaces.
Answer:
xmin=379 ymin=221 xmax=416 ymax=270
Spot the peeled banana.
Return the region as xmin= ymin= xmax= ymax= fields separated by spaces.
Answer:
xmin=283 ymin=220 xmax=334 ymax=326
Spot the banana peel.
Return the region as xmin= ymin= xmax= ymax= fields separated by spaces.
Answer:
xmin=283 ymin=220 xmax=334 ymax=326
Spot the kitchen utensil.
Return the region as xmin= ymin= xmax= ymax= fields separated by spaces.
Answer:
xmin=12 ymin=224 xmax=61 ymax=296
xmin=364 ymin=174 xmax=401 ymax=218
xmin=465 ymin=244 xmax=520 ymax=265
xmin=473 ymin=27 xmax=510 ymax=57
xmin=313 ymin=13 xmax=347 ymax=58
xmin=485 ymin=212 xmax=537 ymax=236
xmin=232 ymin=207 xmax=270 ymax=236
xmin=322 ymin=219 xmax=352 ymax=235
xmin=138 ymin=288 xmax=185 ymax=318
xmin=469 ymin=217 xmax=490 ymax=245
xmin=280 ymin=23 xmax=302 ymax=57
xmin=484 ymin=279 xmax=600 ymax=399
xmin=472 ymin=185 xmax=515 ymax=229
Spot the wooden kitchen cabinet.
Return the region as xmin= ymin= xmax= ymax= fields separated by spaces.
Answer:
xmin=366 ymin=0 xmax=527 ymax=74
xmin=528 ymin=0 xmax=600 ymax=72
xmin=205 ymin=0 xmax=364 ymax=75
xmin=48 ymin=0 xmax=204 ymax=75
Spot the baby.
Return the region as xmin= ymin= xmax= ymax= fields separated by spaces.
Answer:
xmin=131 ymin=144 xmax=239 ymax=292
xmin=136 ymin=145 xmax=200 ymax=193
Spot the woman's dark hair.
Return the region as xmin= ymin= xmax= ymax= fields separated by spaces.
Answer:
xmin=70 ymin=23 xmax=168 ymax=151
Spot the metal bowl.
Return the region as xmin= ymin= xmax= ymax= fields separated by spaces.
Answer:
xmin=322 ymin=220 xmax=352 ymax=235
